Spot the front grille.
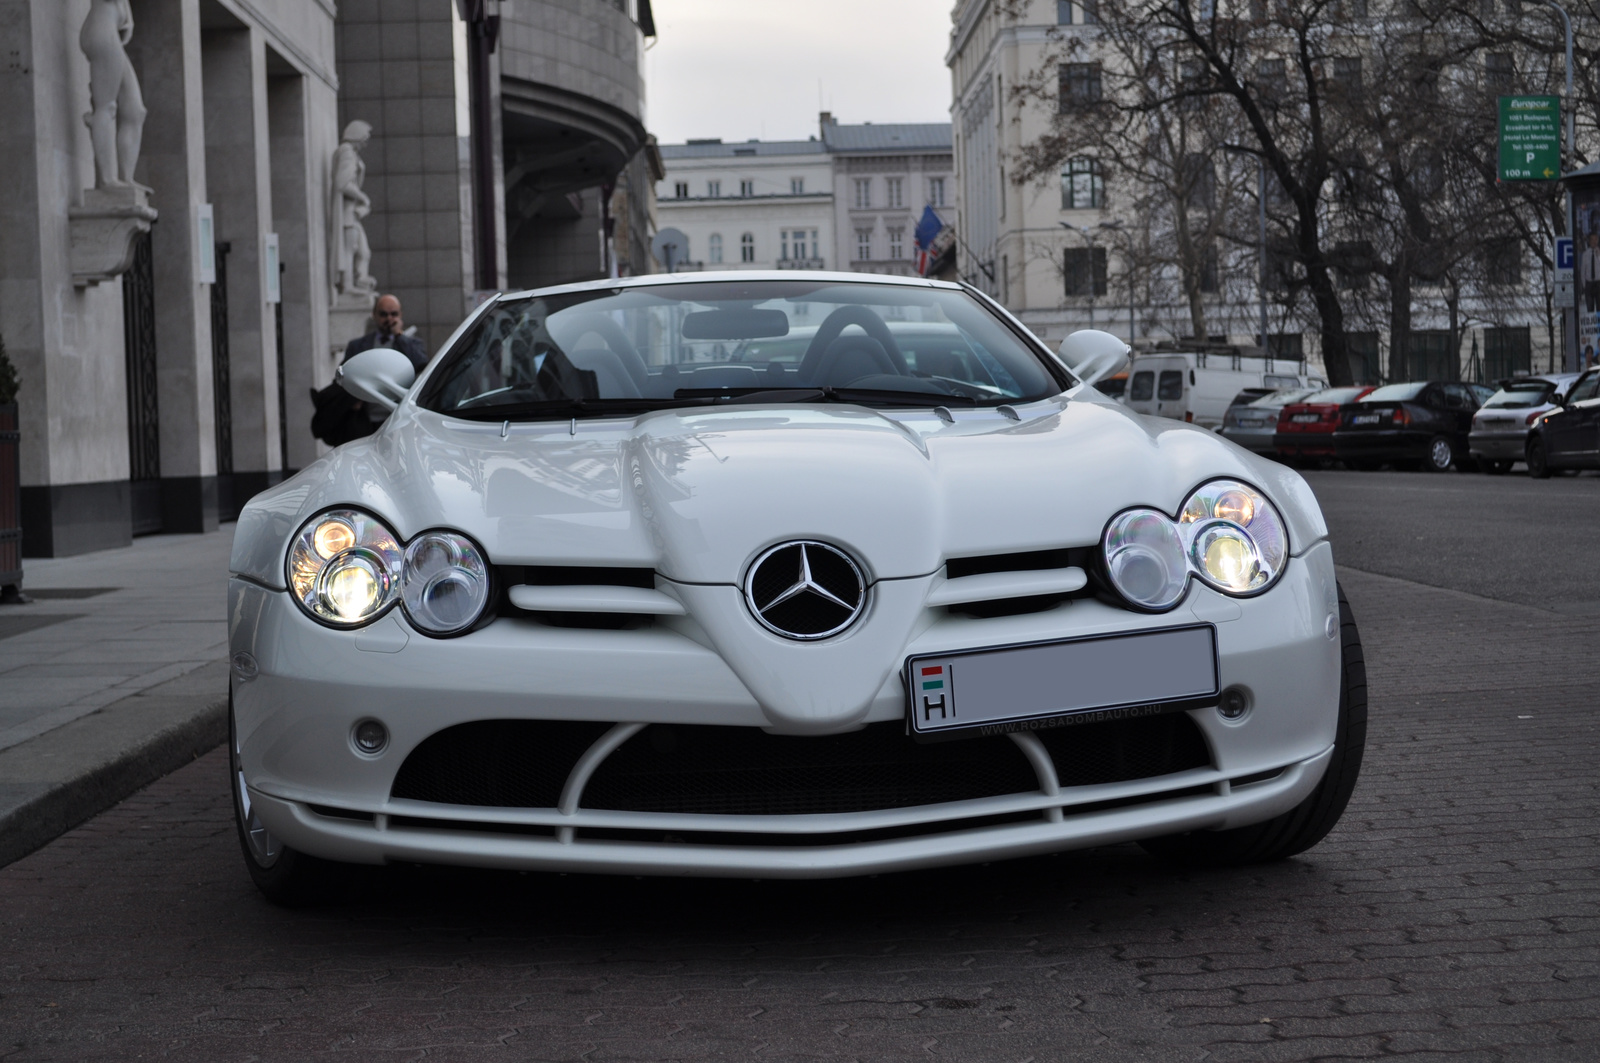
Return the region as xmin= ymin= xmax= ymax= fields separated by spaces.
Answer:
xmin=391 ymin=720 xmax=612 ymax=807
xmin=581 ymin=722 xmax=1038 ymax=815
xmin=1036 ymin=712 xmax=1211 ymax=787
xmin=387 ymin=713 xmax=1213 ymax=815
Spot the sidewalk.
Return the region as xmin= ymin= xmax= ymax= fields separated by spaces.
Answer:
xmin=0 ymin=527 xmax=234 ymax=866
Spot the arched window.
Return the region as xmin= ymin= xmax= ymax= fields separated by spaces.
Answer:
xmin=708 ymin=233 xmax=723 ymax=264
xmin=1060 ymin=157 xmax=1104 ymax=209
xmin=740 ymin=233 xmax=755 ymax=263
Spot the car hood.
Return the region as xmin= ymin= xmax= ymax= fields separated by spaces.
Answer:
xmin=234 ymin=390 xmax=1325 ymax=588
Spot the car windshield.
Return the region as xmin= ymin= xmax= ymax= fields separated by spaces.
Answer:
xmin=417 ymin=279 xmax=1064 ymax=419
xmin=1360 ymin=382 xmax=1428 ymax=402
xmin=1482 ymin=383 xmax=1553 ymax=409
xmin=1299 ymin=387 xmax=1368 ymax=405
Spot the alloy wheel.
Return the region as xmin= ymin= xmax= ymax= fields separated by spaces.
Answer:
xmin=1428 ymin=438 xmax=1453 ymax=471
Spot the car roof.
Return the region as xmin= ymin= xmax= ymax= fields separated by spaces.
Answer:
xmin=494 ymin=270 xmax=966 ymax=301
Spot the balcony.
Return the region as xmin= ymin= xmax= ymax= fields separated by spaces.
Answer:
xmin=777 ymin=258 xmax=827 ymax=270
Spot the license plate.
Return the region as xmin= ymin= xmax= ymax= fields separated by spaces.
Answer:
xmin=1291 ymin=413 xmax=1320 ymax=423
xmin=905 ymin=625 xmax=1219 ymax=740
xmin=1351 ymin=413 xmax=1381 ymax=425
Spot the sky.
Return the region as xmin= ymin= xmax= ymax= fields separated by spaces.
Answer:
xmin=643 ymin=1 xmax=955 ymax=146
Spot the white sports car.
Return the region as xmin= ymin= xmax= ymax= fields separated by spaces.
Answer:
xmin=227 ymin=271 xmax=1365 ymax=903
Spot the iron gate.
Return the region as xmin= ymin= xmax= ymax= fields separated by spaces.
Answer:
xmin=123 ymin=229 xmax=161 ymax=535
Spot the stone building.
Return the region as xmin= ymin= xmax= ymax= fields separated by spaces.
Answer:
xmin=655 ymin=115 xmax=955 ymax=276
xmin=5 ymin=0 xmax=661 ymax=558
xmin=3 ymin=0 xmax=341 ymax=555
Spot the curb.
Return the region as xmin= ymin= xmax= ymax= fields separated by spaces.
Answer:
xmin=0 ymin=661 xmax=229 ymax=869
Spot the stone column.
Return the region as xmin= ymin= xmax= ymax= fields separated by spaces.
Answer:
xmin=125 ymin=0 xmax=218 ymax=534
xmin=203 ymin=21 xmax=281 ymax=515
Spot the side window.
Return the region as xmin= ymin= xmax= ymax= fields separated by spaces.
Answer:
xmin=1569 ymin=373 xmax=1600 ymax=403
xmin=1421 ymin=386 xmax=1446 ymax=409
xmin=1158 ymin=370 xmax=1185 ymax=400
xmin=1443 ymin=384 xmax=1472 ymax=410
xmin=1471 ymin=384 xmax=1496 ymax=405
xmin=1130 ymin=371 xmax=1154 ymax=401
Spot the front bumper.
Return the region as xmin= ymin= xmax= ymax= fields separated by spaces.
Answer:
xmin=229 ymin=540 xmax=1343 ymax=877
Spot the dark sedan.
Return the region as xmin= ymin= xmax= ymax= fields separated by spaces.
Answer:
xmin=1333 ymin=381 xmax=1494 ymax=472
xmin=1524 ymin=368 xmax=1600 ymax=477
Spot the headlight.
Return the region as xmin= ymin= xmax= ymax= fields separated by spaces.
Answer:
xmin=1101 ymin=479 xmax=1289 ymax=610
xmin=402 ymin=531 xmax=491 ymax=635
xmin=287 ymin=509 xmax=403 ymax=627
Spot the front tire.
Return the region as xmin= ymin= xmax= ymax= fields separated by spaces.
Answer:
xmin=1526 ymin=437 xmax=1552 ymax=478
xmin=1139 ymin=584 xmax=1368 ymax=867
xmin=231 ymin=693 xmax=352 ymax=906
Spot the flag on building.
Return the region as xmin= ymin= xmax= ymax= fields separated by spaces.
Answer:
xmin=914 ymin=206 xmax=945 ymax=277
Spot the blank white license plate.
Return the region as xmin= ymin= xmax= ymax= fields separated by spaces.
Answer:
xmin=1351 ymin=413 xmax=1381 ymax=425
xmin=905 ymin=625 xmax=1219 ymax=741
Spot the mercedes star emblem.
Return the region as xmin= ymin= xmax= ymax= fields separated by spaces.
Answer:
xmin=744 ymin=541 xmax=867 ymax=640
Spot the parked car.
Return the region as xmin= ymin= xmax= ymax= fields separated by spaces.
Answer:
xmin=1220 ymin=387 xmax=1323 ymax=455
xmin=1272 ymin=386 xmax=1377 ymax=467
xmin=1524 ymin=368 xmax=1600 ymax=478
xmin=225 ymin=272 xmax=1365 ymax=903
xmin=1333 ymin=381 xmax=1495 ymax=471
xmin=1126 ymin=349 xmax=1324 ymax=428
xmin=1468 ymin=374 xmax=1579 ymax=474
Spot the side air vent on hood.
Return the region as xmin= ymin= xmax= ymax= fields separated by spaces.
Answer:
xmin=936 ymin=546 xmax=1096 ymax=618
xmin=498 ymin=565 xmax=672 ymax=628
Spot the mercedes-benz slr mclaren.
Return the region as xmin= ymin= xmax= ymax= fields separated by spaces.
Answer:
xmin=226 ymin=272 xmax=1366 ymax=903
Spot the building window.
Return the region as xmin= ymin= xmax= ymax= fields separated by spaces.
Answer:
xmin=1331 ymin=56 xmax=1362 ymax=91
xmin=1257 ymin=59 xmax=1287 ymax=103
xmin=888 ymin=229 xmax=904 ymax=259
xmin=1057 ymin=0 xmax=1072 ymax=21
xmin=783 ymin=229 xmax=818 ymax=261
xmin=1059 ymin=63 xmax=1103 ymax=110
xmin=791 ymin=177 xmax=805 ymax=195
xmin=707 ymin=180 xmax=721 ymax=197
xmin=708 ymin=233 xmax=723 ymax=264
xmin=854 ymin=178 xmax=872 ymax=209
xmin=1060 ymin=158 xmax=1104 ymax=209
xmin=886 ymin=177 xmax=904 ymax=209
xmin=739 ymin=179 xmax=755 ymax=197
xmin=740 ymin=232 xmax=754 ymax=263
xmin=674 ymin=181 xmax=688 ymax=198
xmin=928 ymin=176 xmax=945 ymax=206
xmin=1057 ymin=0 xmax=1097 ymax=22
xmin=855 ymin=229 xmax=872 ymax=261
xmin=1199 ymin=245 xmax=1220 ymax=293
xmin=1063 ymin=246 xmax=1108 ymax=296
xmin=1180 ymin=153 xmax=1216 ymax=211
xmin=1483 ymin=238 xmax=1521 ymax=286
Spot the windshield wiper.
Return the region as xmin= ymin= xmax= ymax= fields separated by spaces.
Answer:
xmin=445 ymin=397 xmax=711 ymax=422
xmin=677 ymin=386 xmax=978 ymax=408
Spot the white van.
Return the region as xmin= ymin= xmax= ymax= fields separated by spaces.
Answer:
xmin=1125 ymin=348 xmax=1324 ymax=428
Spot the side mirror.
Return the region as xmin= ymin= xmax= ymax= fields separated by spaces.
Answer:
xmin=1058 ymin=329 xmax=1130 ymax=388
xmin=337 ymin=347 xmax=416 ymax=413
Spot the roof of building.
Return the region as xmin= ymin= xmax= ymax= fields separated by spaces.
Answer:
xmin=821 ymin=122 xmax=952 ymax=153
xmin=659 ymin=139 xmax=827 ymax=160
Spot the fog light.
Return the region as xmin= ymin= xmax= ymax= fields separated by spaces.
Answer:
xmin=353 ymin=719 xmax=389 ymax=755
xmin=1218 ymin=686 xmax=1251 ymax=720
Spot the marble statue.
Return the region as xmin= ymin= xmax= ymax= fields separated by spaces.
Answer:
xmin=79 ymin=0 xmax=147 ymax=190
xmin=329 ymin=120 xmax=377 ymax=299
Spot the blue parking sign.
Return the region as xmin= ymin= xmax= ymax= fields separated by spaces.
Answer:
xmin=1557 ymin=236 xmax=1574 ymax=273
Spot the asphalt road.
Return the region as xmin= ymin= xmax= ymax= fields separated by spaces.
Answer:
xmin=2 ymin=471 xmax=1598 ymax=1062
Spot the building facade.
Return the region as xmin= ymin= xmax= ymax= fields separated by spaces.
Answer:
xmin=3 ymin=0 xmax=342 ymax=555
xmin=655 ymin=115 xmax=955 ymax=276
xmin=948 ymin=0 xmax=1556 ymax=378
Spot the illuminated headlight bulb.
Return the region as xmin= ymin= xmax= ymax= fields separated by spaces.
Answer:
xmin=1193 ymin=522 xmax=1263 ymax=592
xmin=313 ymin=519 xmax=356 ymax=559
xmin=317 ymin=549 xmax=390 ymax=622
xmin=1212 ymin=489 xmax=1255 ymax=526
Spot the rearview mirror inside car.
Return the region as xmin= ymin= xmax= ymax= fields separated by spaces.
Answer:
xmin=338 ymin=347 xmax=417 ymax=413
xmin=1058 ymin=329 xmax=1130 ymax=388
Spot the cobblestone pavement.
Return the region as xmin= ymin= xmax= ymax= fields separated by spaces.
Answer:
xmin=2 ymin=474 xmax=1598 ymax=1061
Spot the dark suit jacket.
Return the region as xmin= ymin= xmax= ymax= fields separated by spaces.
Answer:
xmin=342 ymin=330 xmax=429 ymax=373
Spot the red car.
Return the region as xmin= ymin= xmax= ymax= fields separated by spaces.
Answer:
xmin=1273 ymin=386 xmax=1376 ymax=465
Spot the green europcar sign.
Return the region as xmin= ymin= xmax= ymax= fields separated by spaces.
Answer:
xmin=1498 ymin=95 xmax=1560 ymax=181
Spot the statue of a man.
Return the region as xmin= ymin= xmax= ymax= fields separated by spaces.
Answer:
xmin=329 ymin=120 xmax=377 ymax=298
xmin=80 ymin=0 xmax=148 ymax=189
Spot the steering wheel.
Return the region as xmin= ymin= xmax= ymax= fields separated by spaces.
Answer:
xmin=798 ymin=305 xmax=908 ymax=381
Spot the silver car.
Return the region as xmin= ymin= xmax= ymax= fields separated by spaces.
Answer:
xmin=1468 ymin=374 xmax=1579 ymax=473
xmin=1220 ymin=388 xmax=1321 ymax=455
